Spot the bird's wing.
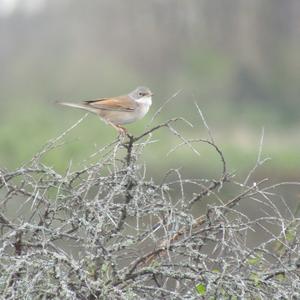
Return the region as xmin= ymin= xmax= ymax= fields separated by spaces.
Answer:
xmin=84 ymin=95 xmax=137 ymax=112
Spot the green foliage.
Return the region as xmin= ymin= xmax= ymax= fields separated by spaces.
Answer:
xmin=249 ymin=272 xmax=261 ymax=287
xmin=195 ymin=282 xmax=206 ymax=296
xmin=247 ymin=254 xmax=262 ymax=266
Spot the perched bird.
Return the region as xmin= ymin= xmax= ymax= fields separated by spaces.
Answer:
xmin=58 ymin=86 xmax=153 ymax=134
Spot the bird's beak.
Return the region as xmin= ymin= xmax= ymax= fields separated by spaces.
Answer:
xmin=149 ymin=92 xmax=154 ymax=96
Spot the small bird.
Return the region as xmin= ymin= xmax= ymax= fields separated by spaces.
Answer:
xmin=58 ymin=86 xmax=153 ymax=134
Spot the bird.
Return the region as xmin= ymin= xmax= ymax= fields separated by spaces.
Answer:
xmin=58 ymin=86 xmax=153 ymax=134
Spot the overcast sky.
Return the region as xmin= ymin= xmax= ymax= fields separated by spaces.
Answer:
xmin=0 ymin=0 xmax=45 ymax=15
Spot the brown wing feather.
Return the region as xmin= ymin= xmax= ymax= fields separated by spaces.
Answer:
xmin=83 ymin=95 xmax=136 ymax=112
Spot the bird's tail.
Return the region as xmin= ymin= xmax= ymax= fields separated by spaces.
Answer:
xmin=57 ymin=102 xmax=97 ymax=113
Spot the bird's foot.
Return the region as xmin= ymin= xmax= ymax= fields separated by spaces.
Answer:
xmin=116 ymin=125 xmax=131 ymax=140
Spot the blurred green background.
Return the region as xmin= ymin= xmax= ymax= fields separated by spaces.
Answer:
xmin=0 ymin=0 xmax=300 ymax=182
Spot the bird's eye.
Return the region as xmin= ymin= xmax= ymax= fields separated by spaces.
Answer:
xmin=139 ymin=92 xmax=144 ymax=96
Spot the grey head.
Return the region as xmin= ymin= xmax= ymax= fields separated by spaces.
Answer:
xmin=129 ymin=86 xmax=153 ymax=100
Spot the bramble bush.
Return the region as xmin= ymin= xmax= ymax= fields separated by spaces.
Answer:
xmin=0 ymin=107 xmax=299 ymax=299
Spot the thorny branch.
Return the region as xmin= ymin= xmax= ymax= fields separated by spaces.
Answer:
xmin=0 ymin=108 xmax=300 ymax=299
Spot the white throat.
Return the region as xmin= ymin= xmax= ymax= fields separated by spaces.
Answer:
xmin=135 ymin=96 xmax=152 ymax=106
xmin=132 ymin=96 xmax=152 ymax=121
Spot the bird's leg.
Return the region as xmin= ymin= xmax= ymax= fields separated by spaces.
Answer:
xmin=116 ymin=125 xmax=128 ymax=134
xmin=97 ymin=117 xmax=127 ymax=137
xmin=107 ymin=122 xmax=127 ymax=137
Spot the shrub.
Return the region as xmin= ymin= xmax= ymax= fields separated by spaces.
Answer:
xmin=0 ymin=112 xmax=299 ymax=299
